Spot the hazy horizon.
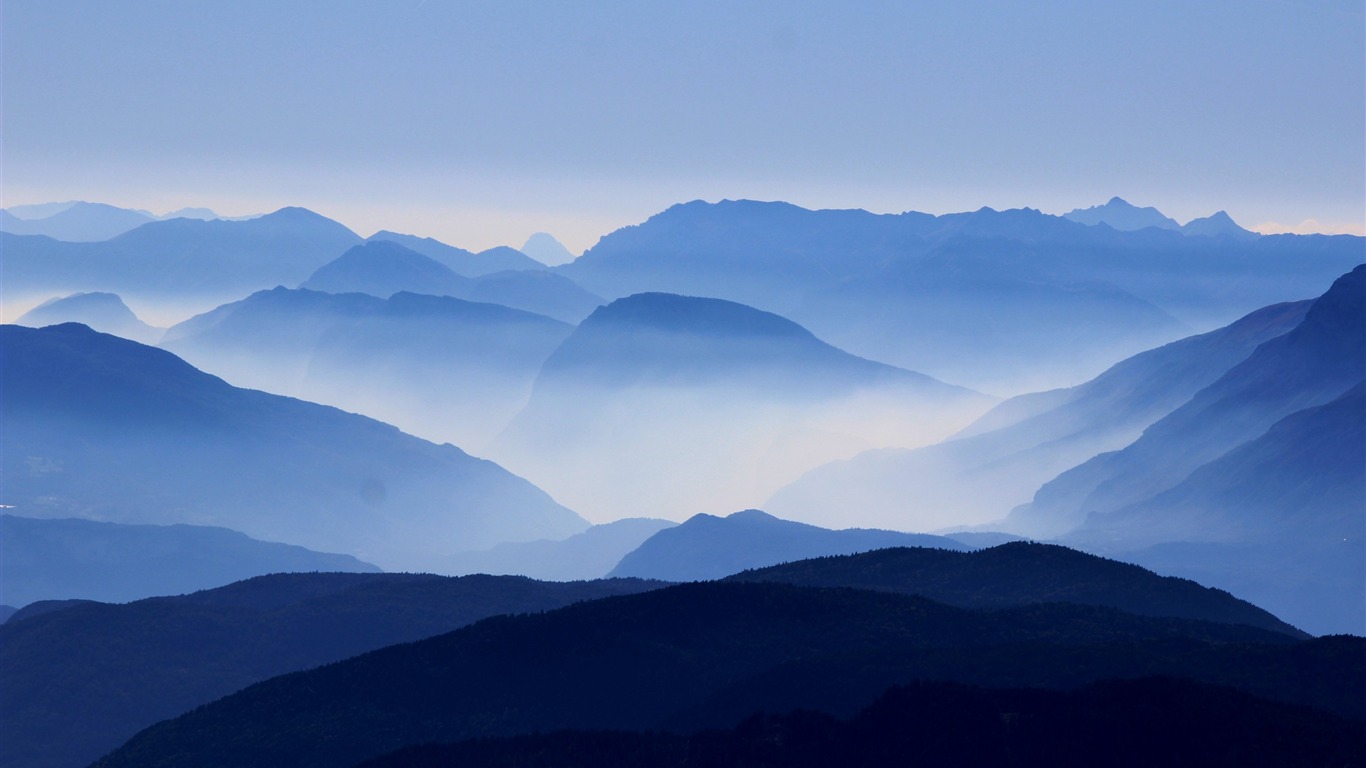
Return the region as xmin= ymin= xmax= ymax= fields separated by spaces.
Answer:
xmin=5 ymin=1 xmax=1362 ymax=253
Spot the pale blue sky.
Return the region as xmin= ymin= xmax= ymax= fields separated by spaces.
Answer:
xmin=4 ymin=0 xmax=1363 ymax=251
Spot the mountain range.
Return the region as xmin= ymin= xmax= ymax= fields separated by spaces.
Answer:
xmin=15 ymin=291 xmax=163 ymax=344
xmin=767 ymin=296 xmax=1312 ymax=531
xmin=161 ymin=287 xmax=576 ymax=448
xmin=1 ymin=322 xmax=587 ymax=569
xmin=1061 ymin=196 xmax=1259 ymax=240
xmin=491 ymin=292 xmax=992 ymax=520
xmin=298 ymin=239 xmax=603 ymax=323
xmin=2 ymin=194 xmax=1362 ymax=766
xmin=1 ymin=207 xmax=362 ymax=314
xmin=558 ymin=199 xmax=1360 ymax=392
xmin=608 ymin=509 xmax=968 ymax=582
xmin=90 ymin=576 xmax=1355 ymax=768
xmin=0 ymin=572 xmax=661 ymax=768
xmin=0 ymin=514 xmax=377 ymax=608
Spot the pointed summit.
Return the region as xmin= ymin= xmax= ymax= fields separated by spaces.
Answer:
xmin=1181 ymin=210 xmax=1258 ymax=240
xmin=1063 ymin=198 xmax=1181 ymax=231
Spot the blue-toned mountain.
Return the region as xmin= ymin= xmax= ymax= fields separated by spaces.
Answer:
xmin=609 ymin=510 xmax=967 ymax=582
xmin=1 ymin=323 xmax=587 ymax=569
xmin=0 ymin=514 xmax=378 ymax=608
xmin=767 ymin=298 xmax=1312 ymax=531
xmin=16 ymin=291 xmax=163 ymax=344
xmin=560 ymin=200 xmax=1361 ymax=392
xmin=1 ymin=572 xmax=659 ymax=768
xmin=492 ymin=293 xmax=991 ymax=520
xmin=2 ymin=207 xmax=361 ymax=312
xmin=163 ymin=287 xmax=574 ymax=448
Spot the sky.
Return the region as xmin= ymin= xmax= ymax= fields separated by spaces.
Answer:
xmin=3 ymin=0 xmax=1363 ymax=253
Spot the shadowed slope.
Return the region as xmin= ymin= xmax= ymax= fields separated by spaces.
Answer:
xmin=2 ymin=323 xmax=587 ymax=569
xmin=1 ymin=573 xmax=660 ymax=768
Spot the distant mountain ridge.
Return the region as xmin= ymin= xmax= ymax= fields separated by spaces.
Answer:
xmin=162 ymin=287 xmax=576 ymax=448
xmin=0 ymin=202 xmax=157 ymax=241
xmin=366 ymin=230 xmax=545 ymax=276
xmin=1063 ymin=197 xmax=1181 ymax=231
xmin=0 ymin=514 xmax=378 ymax=608
xmin=728 ymin=542 xmax=1303 ymax=637
xmin=766 ymin=297 xmax=1313 ymax=531
xmin=300 ymin=239 xmax=602 ymax=323
xmin=2 ymin=322 xmax=587 ymax=569
xmin=492 ymin=292 xmax=992 ymax=520
xmin=16 ymin=291 xmax=163 ymax=344
xmin=1063 ymin=197 xmax=1258 ymax=239
xmin=558 ymin=199 xmax=1356 ymax=392
xmin=2 ymin=207 xmax=362 ymax=310
xmin=609 ymin=510 xmax=968 ymax=582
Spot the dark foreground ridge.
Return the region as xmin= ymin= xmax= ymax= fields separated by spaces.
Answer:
xmin=357 ymin=677 xmax=1365 ymax=768
xmin=91 ymin=580 xmax=1363 ymax=768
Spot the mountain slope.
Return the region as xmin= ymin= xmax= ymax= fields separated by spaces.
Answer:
xmin=367 ymin=231 xmax=544 ymax=276
xmin=16 ymin=291 xmax=163 ymax=344
xmin=0 ymin=201 xmax=157 ymax=241
xmin=299 ymin=240 xmax=470 ymax=297
xmin=727 ymin=542 xmax=1302 ymax=637
xmin=1062 ymin=197 xmax=1181 ymax=231
xmin=90 ymin=580 xmax=1353 ymax=768
xmin=559 ymin=200 xmax=1361 ymax=392
xmin=767 ymin=298 xmax=1312 ymax=531
xmin=0 ymin=514 xmax=377 ymax=608
xmin=609 ymin=509 xmax=967 ymax=582
xmin=161 ymin=288 xmax=574 ymax=447
xmin=2 ymin=207 xmax=361 ymax=309
xmin=443 ymin=518 xmax=677 ymax=581
xmin=0 ymin=573 xmax=660 ymax=768
xmin=492 ymin=292 xmax=991 ymax=520
xmin=1012 ymin=264 xmax=1365 ymax=536
xmin=1082 ymin=381 xmax=1366 ymax=635
xmin=1 ymin=323 xmax=587 ymax=568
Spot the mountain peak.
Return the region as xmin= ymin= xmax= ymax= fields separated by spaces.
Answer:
xmin=1181 ymin=210 xmax=1258 ymax=239
xmin=1063 ymin=198 xmax=1181 ymax=231
xmin=520 ymin=232 xmax=576 ymax=266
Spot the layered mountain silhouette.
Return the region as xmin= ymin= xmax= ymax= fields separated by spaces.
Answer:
xmin=16 ymin=291 xmax=163 ymax=344
xmin=1063 ymin=197 xmax=1182 ymax=231
xmin=366 ymin=230 xmax=545 ymax=276
xmin=559 ymin=200 xmax=1360 ymax=391
xmin=300 ymin=240 xmax=603 ymax=322
xmin=608 ymin=510 xmax=967 ymax=582
xmin=301 ymin=240 xmax=470 ymax=297
xmin=1063 ymin=198 xmax=1258 ymax=240
xmin=492 ymin=292 xmax=992 ymax=519
xmin=727 ymin=543 xmax=1302 ymax=636
xmin=1081 ymin=381 xmax=1365 ymax=635
xmin=0 ymin=201 xmax=157 ymax=241
xmin=89 ymin=577 xmax=1357 ymax=768
xmin=1 ymin=572 xmax=660 ymax=768
xmin=1 ymin=323 xmax=587 ymax=569
xmin=443 ymin=517 xmax=677 ymax=581
xmin=0 ymin=514 xmax=377 ymax=608
xmin=1182 ymin=210 xmax=1259 ymax=239
xmin=163 ymin=287 xmax=575 ymax=447
xmin=983 ymin=265 xmax=1366 ymax=634
xmin=2 ymin=207 xmax=361 ymax=311
xmin=520 ymin=231 xmax=577 ymax=265
xmin=767 ymin=298 xmax=1312 ymax=531
xmin=1013 ymin=265 xmax=1364 ymax=534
